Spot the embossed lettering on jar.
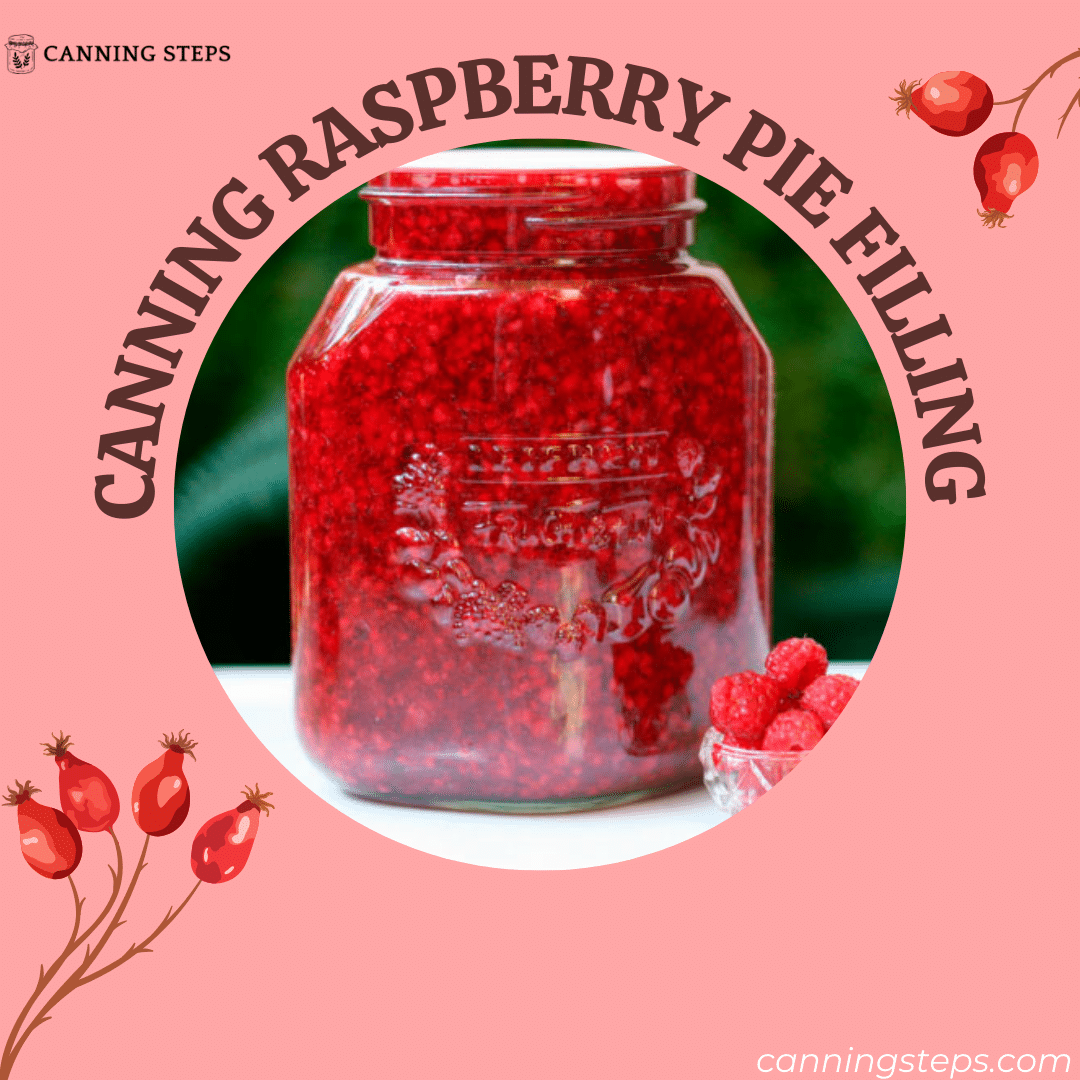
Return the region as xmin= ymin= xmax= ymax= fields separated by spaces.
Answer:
xmin=287 ymin=148 xmax=773 ymax=811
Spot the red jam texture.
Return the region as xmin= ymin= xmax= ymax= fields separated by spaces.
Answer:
xmin=288 ymin=152 xmax=773 ymax=808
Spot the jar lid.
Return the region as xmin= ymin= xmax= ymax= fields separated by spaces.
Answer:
xmin=392 ymin=148 xmax=675 ymax=172
xmin=364 ymin=147 xmax=699 ymax=260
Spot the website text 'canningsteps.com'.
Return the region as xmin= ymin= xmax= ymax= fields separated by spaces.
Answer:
xmin=756 ymin=1052 xmax=1070 ymax=1077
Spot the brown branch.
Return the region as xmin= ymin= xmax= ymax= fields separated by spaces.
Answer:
xmin=993 ymin=48 xmax=1080 ymax=134
xmin=0 ymin=877 xmax=85 ymax=1076
xmin=78 ymin=880 xmax=201 ymax=987
xmin=3 ymin=841 xmax=201 ymax=1078
xmin=72 ymin=827 xmax=124 ymax=951
xmin=81 ymin=833 xmax=150 ymax=969
xmin=2 ymin=835 xmax=150 ymax=1077
xmin=1058 ymin=87 xmax=1080 ymax=137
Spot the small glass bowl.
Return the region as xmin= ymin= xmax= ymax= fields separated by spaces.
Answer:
xmin=698 ymin=727 xmax=809 ymax=815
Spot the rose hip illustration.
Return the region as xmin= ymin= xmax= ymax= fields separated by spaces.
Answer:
xmin=891 ymin=71 xmax=994 ymax=136
xmin=973 ymin=131 xmax=1039 ymax=227
xmin=190 ymin=784 xmax=274 ymax=884
xmin=131 ymin=730 xmax=197 ymax=836
xmin=4 ymin=780 xmax=82 ymax=880
xmin=4 ymin=730 xmax=278 ymax=1080
xmin=42 ymin=732 xmax=119 ymax=833
xmin=888 ymin=50 xmax=1078 ymax=228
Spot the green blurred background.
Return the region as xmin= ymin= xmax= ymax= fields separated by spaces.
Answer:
xmin=175 ymin=140 xmax=905 ymax=664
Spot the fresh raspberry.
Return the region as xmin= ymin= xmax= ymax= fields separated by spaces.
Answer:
xmin=800 ymin=674 xmax=859 ymax=729
xmin=709 ymin=671 xmax=781 ymax=743
xmin=764 ymin=637 xmax=829 ymax=698
xmin=761 ymin=709 xmax=824 ymax=752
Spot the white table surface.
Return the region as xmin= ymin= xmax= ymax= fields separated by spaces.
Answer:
xmin=217 ymin=661 xmax=868 ymax=871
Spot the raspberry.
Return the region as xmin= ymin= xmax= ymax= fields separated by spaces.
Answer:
xmin=764 ymin=637 xmax=829 ymax=698
xmin=708 ymin=671 xmax=781 ymax=744
xmin=800 ymin=674 xmax=859 ymax=729
xmin=761 ymin=709 xmax=824 ymax=752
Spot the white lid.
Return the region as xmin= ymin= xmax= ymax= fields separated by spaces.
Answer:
xmin=393 ymin=148 xmax=676 ymax=171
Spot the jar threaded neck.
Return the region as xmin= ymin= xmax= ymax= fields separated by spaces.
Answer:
xmin=362 ymin=152 xmax=703 ymax=262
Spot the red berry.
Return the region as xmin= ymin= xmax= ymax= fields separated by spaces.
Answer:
xmin=800 ymin=674 xmax=860 ymax=729
xmin=131 ymin=731 xmax=197 ymax=836
xmin=761 ymin=709 xmax=824 ymax=752
xmin=5 ymin=780 xmax=83 ymax=880
xmin=708 ymin=671 xmax=781 ymax=744
xmin=191 ymin=784 xmax=273 ymax=884
xmin=42 ymin=732 xmax=120 ymax=833
xmin=974 ymin=132 xmax=1039 ymax=228
xmin=764 ymin=637 xmax=828 ymax=698
xmin=904 ymin=71 xmax=994 ymax=136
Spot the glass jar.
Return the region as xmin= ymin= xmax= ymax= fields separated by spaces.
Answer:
xmin=288 ymin=148 xmax=773 ymax=812
xmin=698 ymin=727 xmax=806 ymax=815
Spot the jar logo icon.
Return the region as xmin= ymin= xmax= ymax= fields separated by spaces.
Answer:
xmin=6 ymin=34 xmax=37 ymax=74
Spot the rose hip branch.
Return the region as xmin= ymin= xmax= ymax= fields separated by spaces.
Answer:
xmin=92 ymin=52 xmax=984 ymax=519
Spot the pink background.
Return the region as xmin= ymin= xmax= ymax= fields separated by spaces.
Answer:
xmin=2 ymin=1 xmax=1076 ymax=1077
